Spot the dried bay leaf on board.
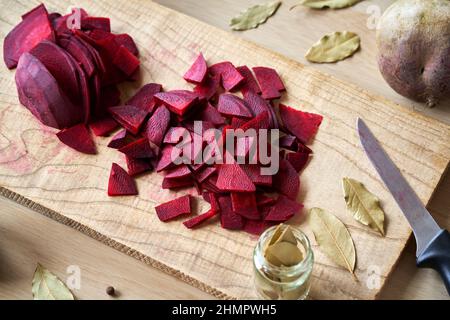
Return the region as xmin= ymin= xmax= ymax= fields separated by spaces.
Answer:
xmin=32 ymin=263 xmax=74 ymax=300
xmin=230 ymin=1 xmax=281 ymax=31
xmin=291 ymin=0 xmax=362 ymax=10
xmin=343 ymin=177 xmax=385 ymax=236
xmin=309 ymin=208 xmax=356 ymax=276
xmin=305 ymin=31 xmax=360 ymax=63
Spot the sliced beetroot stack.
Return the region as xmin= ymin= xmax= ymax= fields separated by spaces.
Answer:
xmin=98 ymin=52 xmax=323 ymax=235
xmin=5 ymin=6 xmax=323 ymax=236
xmin=4 ymin=4 xmax=140 ymax=153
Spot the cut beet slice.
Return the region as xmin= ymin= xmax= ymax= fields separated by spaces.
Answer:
xmin=273 ymin=159 xmax=300 ymax=200
xmin=107 ymin=129 xmax=135 ymax=149
xmin=252 ymin=66 xmax=285 ymax=100
xmin=56 ymin=124 xmax=96 ymax=155
xmin=144 ymin=105 xmax=170 ymax=147
xmin=126 ymin=156 xmax=152 ymax=176
xmin=194 ymin=166 xmax=217 ymax=183
xmin=165 ymin=165 xmax=191 ymax=179
xmin=241 ymin=164 xmax=272 ymax=186
xmin=156 ymin=145 xmax=181 ymax=172
xmin=216 ymin=163 xmax=256 ymax=192
xmin=218 ymin=195 xmax=245 ymax=230
xmin=231 ymin=117 xmax=247 ymax=129
xmin=279 ymin=104 xmax=323 ymax=144
xmin=155 ymin=195 xmax=192 ymax=222
xmin=279 ymin=134 xmax=298 ymax=151
xmin=118 ymin=137 xmax=154 ymax=159
xmin=217 ymin=94 xmax=252 ymax=118
xmin=59 ymin=35 xmax=96 ymax=78
xmin=162 ymin=176 xmax=195 ymax=189
xmin=240 ymin=111 xmax=271 ymax=131
xmin=163 ymin=127 xmax=191 ymax=145
xmin=183 ymin=209 xmax=217 ymax=229
xmin=200 ymin=103 xmax=225 ymax=125
xmin=264 ymin=195 xmax=303 ymax=222
xmin=113 ymin=45 xmax=140 ymax=76
xmin=183 ymin=52 xmax=207 ymax=84
xmin=231 ymin=192 xmax=260 ymax=220
xmin=244 ymin=220 xmax=275 ymax=236
xmin=109 ymin=105 xmax=148 ymax=135
xmin=108 ymin=163 xmax=138 ymax=196
xmin=126 ymin=83 xmax=162 ymax=113
xmin=154 ymin=90 xmax=198 ymax=116
xmin=236 ymin=65 xmax=261 ymax=95
xmin=115 ymin=33 xmax=139 ymax=57
xmin=256 ymin=194 xmax=277 ymax=208
xmin=210 ymin=62 xmax=244 ymax=91
xmin=194 ymin=74 xmax=220 ymax=100
xmin=90 ymin=116 xmax=118 ymax=136
xmin=81 ymin=16 xmax=111 ymax=32
xmin=3 ymin=4 xmax=54 ymax=69
xmin=243 ymin=91 xmax=271 ymax=117
xmin=286 ymin=151 xmax=310 ymax=172
xmin=15 ymin=53 xmax=80 ymax=129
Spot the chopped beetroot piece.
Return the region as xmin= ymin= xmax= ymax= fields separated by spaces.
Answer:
xmin=126 ymin=156 xmax=152 ymax=176
xmin=297 ymin=142 xmax=313 ymax=155
xmin=183 ymin=209 xmax=216 ymax=229
xmin=154 ymin=90 xmax=198 ymax=116
xmin=165 ymin=165 xmax=191 ymax=179
xmin=243 ymin=91 xmax=271 ymax=116
xmin=183 ymin=52 xmax=207 ymax=84
xmin=273 ymin=159 xmax=300 ymax=200
xmin=3 ymin=4 xmax=54 ymax=69
xmin=126 ymin=83 xmax=162 ymax=113
xmin=216 ymin=163 xmax=256 ymax=192
xmin=162 ymin=176 xmax=195 ymax=189
xmin=56 ymin=124 xmax=96 ymax=155
xmin=194 ymin=74 xmax=220 ymax=100
xmin=236 ymin=65 xmax=261 ymax=95
xmin=230 ymin=117 xmax=248 ymax=129
xmin=265 ymin=195 xmax=303 ymax=222
xmin=156 ymin=145 xmax=181 ymax=172
xmin=256 ymin=194 xmax=277 ymax=207
xmin=115 ymin=33 xmax=139 ymax=57
xmin=218 ymin=196 xmax=245 ymax=230
xmin=144 ymin=105 xmax=171 ymax=146
xmin=118 ymin=137 xmax=154 ymax=158
xmin=194 ymin=166 xmax=217 ymax=183
xmin=279 ymin=104 xmax=323 ymax=144
xmin=241 ymin=164 xmax=272 ymax=186
xmin=98 ymin=85 xmax=121 ymax=112
xmin=200 ymin=103 xmax=225 ymax=125
xmin=286 ymin=151 xmax=310 ymax=172
xmin=217 ymin=94 xmax=252 ymax=118
xmin=231 ymin=192 xmax=260 ymax=220
xmin=81 ymin=17 xmax=111 ymax=32
xmin=155 ymin=195 xmax=192 ymax=222
xmin=240 ymin=111 xmax=271 ymax=131
xmin=244 ymin=220 xmax=275 ymax=236
xmin=15 ymin=53 xmax=80 ymax=129
xmin=107 ymin=129 xmax=135 ymax=149
xmin=108 ymin=163 xmax=138 ymax=196
xmin=210 ymin=62 xmax=244 ymax=91
xmin=90 ymin=117 xmax=118 ymax=136
xmin=59 ymin=35 xmax=96 ymax=77
xmin=163 ymin=127 xmax=192 ymax=145
xmin=109 ymin=105 xmax=148 ymax=135
xmin=252 ymin=66 xmax=285 ymax=100
xmin=113 ymin=45 xmax=140 ymax=76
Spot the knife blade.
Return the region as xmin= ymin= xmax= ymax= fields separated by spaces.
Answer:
xmin=357 ymin=118 xmax=450 ymax=295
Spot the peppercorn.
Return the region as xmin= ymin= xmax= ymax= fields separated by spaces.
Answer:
xmin=106 ymin=286 xmax=115 ymax=296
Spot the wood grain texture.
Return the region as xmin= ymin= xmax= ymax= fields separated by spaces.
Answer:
xmin=0 ymin=0 xmax=449 ymax=299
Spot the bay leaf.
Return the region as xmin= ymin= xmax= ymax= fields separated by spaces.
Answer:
xmin=343 ymin=177 xmax=385 ymax=236
xmin=265 ymin=242 xmax=304 ymax=267
xmin=305 ymin=31 xmax=360 ymax=63
xmin=291 ymin=0 xmax=362 ymax=10
xmin=32 ymin=263 xmax=74 ymax=300
xmin=230 ymin=1 xmax=281 ymax=31
xmin=309 ymin=208 xmax=356 ymax=276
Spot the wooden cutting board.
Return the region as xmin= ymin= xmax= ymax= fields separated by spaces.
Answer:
xmin=0 ymin=0 xmax=449 ymax=300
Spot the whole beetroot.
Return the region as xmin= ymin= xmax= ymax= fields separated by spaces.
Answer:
xmin=376 ymin=0 xmax=450 ymax=107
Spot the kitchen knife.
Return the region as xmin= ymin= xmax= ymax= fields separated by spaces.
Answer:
xmin=357 ymin=118 xmax=450 ymax=295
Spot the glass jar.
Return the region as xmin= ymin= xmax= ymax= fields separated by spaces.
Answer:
xmin=253 ymin=225 xmax=314 ymax=300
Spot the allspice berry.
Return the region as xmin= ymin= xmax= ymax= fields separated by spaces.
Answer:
xmin=106 ymin=286 xmax=116 ymax=296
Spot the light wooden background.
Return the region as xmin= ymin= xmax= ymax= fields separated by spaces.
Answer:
xmin=0 ymin=0 xmax=449 ymax=300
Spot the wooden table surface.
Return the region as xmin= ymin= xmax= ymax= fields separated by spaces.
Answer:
xmin=0 ymin=0 xmax=449 ymax=300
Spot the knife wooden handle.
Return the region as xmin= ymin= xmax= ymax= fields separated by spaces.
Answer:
xmin=416 ymin=229 xmax=450 ymax=295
